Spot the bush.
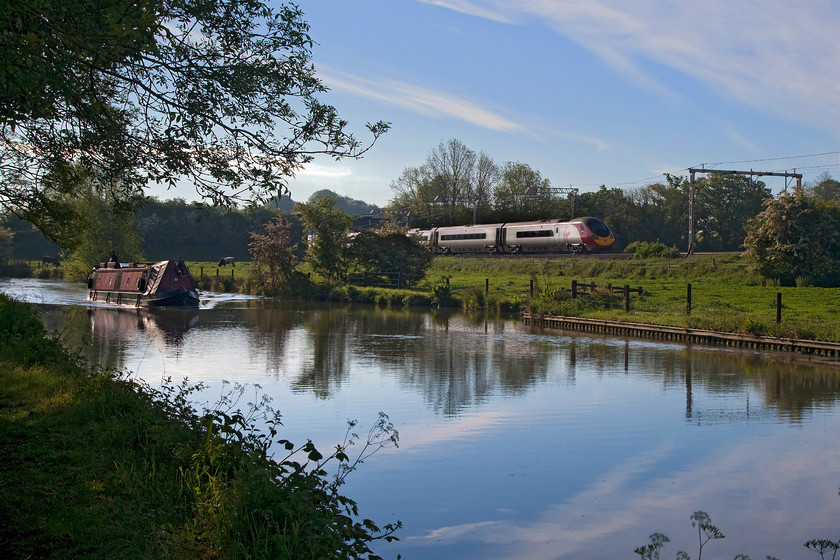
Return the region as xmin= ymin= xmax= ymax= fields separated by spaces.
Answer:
xmin=0 ymin=293 xmax=76 ymax=368
xmin=431 ymin=282 xmax=458 ymax=307
xmin=626 ymin=241 xmax=680 ymax=259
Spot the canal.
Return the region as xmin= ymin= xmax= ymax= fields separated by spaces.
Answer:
xmin=2 ymin=277 xmax=839 ymax=559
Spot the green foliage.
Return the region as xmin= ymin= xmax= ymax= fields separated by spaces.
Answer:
xmin=0 ymin=293 xmax=74 ymax=368
xmin=348 ymin=230 xmax=433 ymax=287
xmin=247 ymin=216 xmax=299 ymax=297
xmin=807 ymin=171 xmax=840 ymax=205
xmin=169 ymin=384 xmax=402 ymax=560
xmin=387 ymin=139 xmax=496 ymax=227
xmin=20 ymin=164 xmax=145 ymax=281
xmin=491 ymin=161 xmax=571 ymax=222
xmin=528 ymin=281 xmax=622 ymax=316
xmin=137 ymin=198 xmax=302 ymax=262
xmin=695 ymin=174 xmax=771 ymax=251
xmin=431 ymin=281 xmax=458 ymax=307
xmin=1 ymin=0 xmax=388 ymax=213
xmin=0 ymin=297 xmax=402 ymax=559
xmin=296 ymin=195 xmax=353 ymax=285
xmin=461 ymin=286 xmax=486 ymax=310
xmin=0 ymin=224 xmax=12 ymax=263
xmin=626 ymin=240 xmax=681 ymax=259
xmin=0 ymin=212 xmax=61 ymax=260
xmin=744 ymin=188 xmax=840 ymax=287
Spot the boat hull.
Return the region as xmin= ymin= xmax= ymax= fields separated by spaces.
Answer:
xmin=87 ymin=260 xmax=200 ymax=308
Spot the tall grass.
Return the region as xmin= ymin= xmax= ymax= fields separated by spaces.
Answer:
xmin=0 ymin=294 xmax=400 ymax=560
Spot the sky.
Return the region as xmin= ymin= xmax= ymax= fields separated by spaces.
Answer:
xmin=221 ymin=0 xmax=840 ymax=207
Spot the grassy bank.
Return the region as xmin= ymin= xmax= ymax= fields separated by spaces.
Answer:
xmin=0 ymin=294 xmax=399 ymax=560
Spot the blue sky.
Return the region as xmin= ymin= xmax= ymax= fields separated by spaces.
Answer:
xmin=276 ymin=0 xmax=840 ymax=207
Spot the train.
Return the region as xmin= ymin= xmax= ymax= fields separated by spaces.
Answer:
xmin=409 ymin=217 xmax=614 ymax=254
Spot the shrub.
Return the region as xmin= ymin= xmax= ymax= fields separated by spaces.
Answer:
xmin=626 ymin=241 xmax=680 ymax=259
xmin=431 ymin=282 xmax=458 ymax=307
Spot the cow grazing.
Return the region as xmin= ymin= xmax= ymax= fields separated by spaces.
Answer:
xmin=42 ymin=256 xmax=60 ymax=266
xmin=218 ymin=257 xmax=235 ymax=267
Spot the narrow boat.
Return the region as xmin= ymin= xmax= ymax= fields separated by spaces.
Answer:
xmin=87 ymin=260 xmax=200 ymax=308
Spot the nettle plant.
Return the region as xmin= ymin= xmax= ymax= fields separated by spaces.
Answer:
xmin=140 ymin=377 xmax=402 ymax=560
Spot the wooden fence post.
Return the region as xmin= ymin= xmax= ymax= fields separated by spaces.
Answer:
xmin=485 ymin=278 xmax=489 ymax=295
xmin=530 ymin=279 xmax=534 ymax=298
xmin=776 ymin=292 xmax=782 ymax=324
xmin=571 ymin=280 xmax=578 ymax=299
xmin=624 ymin=284 xmax=630 ymax=312
xmin=686 ymin=283 xmax=692 ymax=315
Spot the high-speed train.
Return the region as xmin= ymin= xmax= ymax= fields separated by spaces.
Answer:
xmin=409 ymin=217 xmax=615 ymax=254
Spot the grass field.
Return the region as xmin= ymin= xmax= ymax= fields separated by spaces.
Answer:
xmin=423 ymin=253 xmax=840 ymax=342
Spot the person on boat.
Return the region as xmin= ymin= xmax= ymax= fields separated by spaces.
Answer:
xmin=108 ymin=250 xmax=120 ymax=268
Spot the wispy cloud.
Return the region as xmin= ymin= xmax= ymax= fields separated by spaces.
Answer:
xmin=320 ymin=67 xmax=523 ymax=132
xmin=429 ymin=0 xmax=840 ymax=131
xmin=297 ymin=162 xmax=353 ymax=179
xmin=402 ymin=433 xmax=839 ymax=558
xmin=419 ymin=0 xmax=515 ymax=24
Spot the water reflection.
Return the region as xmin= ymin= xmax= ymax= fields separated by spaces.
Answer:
xmin=6 ymin=279 xmax=840 ymax=558
xmin=21 ymin=290 xmax=840 ymax=425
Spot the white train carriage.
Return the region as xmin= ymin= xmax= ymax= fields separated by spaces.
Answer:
xmin=433 ymin=223 xmax=503 ymax=254
xmin=501 ymin=220 xmax=571 ymax=253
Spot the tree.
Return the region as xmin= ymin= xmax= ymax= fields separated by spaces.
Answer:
xmin=1 ymin=0 xmax=388 ymax=217
xmin=296 ymin=195 xmax=352 ymax=285
xmin=808 ymin=172 xmax=840 ymax=205
xmin=695 ymin=174 xmax=771 ymax=251
xmin=744 ymin=188 xmax=840 ymax=287
xmin=387 ymin=139 xmax=498 ymax=227
xmin=0 ymin=225 xmax=12 ymax=264
xmin=248 ymin=215 xmax=298 ymax=296
xmin=22 ymin=164 xmax=144 ymax=280
xmin=348 ymin=230 xmax=432 ymax=287
xmin=628 ymin=175 xmax=689 ymax=247
xmin=492 ymin=162 xmax=554 ymax=221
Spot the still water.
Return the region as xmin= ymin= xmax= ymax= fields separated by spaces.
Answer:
xmin=3 ymin=278 xmax=839 ymax=559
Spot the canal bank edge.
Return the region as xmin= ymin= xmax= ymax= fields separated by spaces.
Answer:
xmin=523 ymin=313 xmax=840 ymax=361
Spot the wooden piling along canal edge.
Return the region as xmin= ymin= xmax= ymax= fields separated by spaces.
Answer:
xmin=522 ymin=313 xmax=840 ymax=360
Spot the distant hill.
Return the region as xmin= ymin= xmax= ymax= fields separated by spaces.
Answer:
xmin=266 ymin=189 xmax=381 ymax=217
xmin=265 ymin=193 xmax=295 ymax=211
xmin=307 ymin=189 xmax=382 ymax=216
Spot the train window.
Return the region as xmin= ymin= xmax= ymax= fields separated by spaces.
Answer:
xmin=440 ymin=233 xmax=487 ymax=241
xmin=515 ymin=230 xmax=552 ymax=238
xmin=580 ymin=217 xmax=612 ymax=237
